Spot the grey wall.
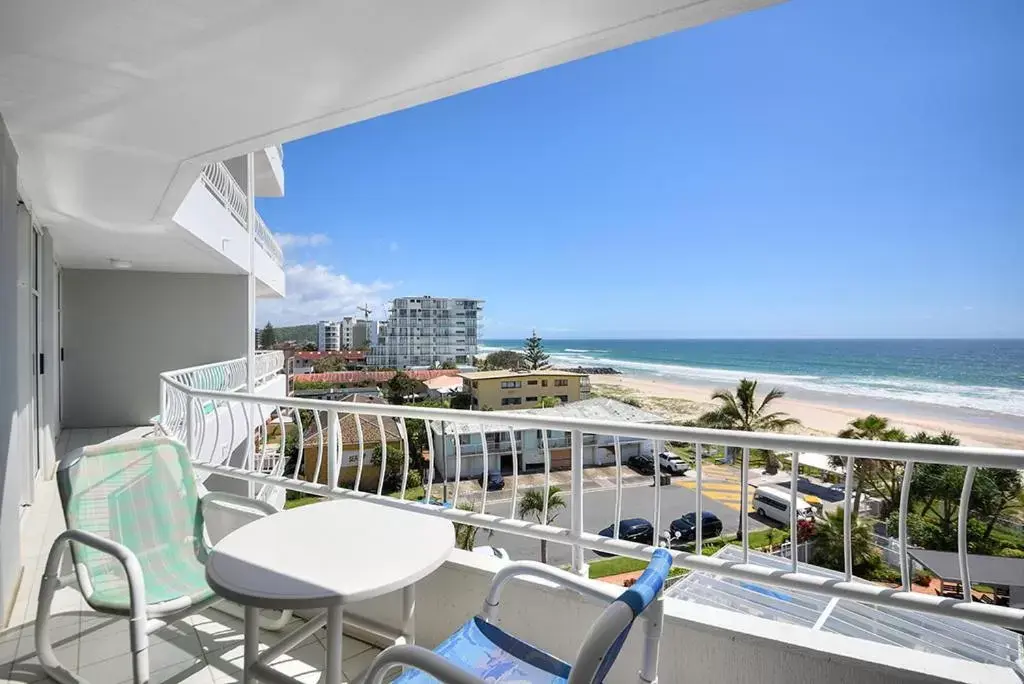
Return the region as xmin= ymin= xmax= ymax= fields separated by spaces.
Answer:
xmin=0 ymin=113 xmax=25 ymax=622
xmin=62 ymin=270 xmax=248 ymax=427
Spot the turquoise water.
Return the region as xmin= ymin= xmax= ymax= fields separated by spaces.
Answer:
xmin=481 ymin=339 xmax=1024 ymax=418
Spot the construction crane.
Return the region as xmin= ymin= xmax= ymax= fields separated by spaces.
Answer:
xmin=357 ymin=304 xmax=372 ymax=319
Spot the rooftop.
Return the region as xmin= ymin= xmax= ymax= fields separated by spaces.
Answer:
xmin=460 ymin=368 xmax=586 ymax=380
xmin=431 ymin=396 xmax=664 ymax=436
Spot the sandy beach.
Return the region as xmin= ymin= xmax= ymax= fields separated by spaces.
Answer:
xmin=590 ymin=375 xmax=1024 ymax=450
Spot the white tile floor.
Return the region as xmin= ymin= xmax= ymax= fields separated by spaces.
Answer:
xmin=1 ymin=428 xmax=382 ymax=683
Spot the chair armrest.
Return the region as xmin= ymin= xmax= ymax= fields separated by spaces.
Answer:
xmin=201 ymin=491 xmax=279 ymax=546
xmin=480 ymin=561 xmax=614 ymax=621
xmin=363 ymin=645 xmax=486 ymax=684
xmin=53 ymin=529 xmax=147 ymax=610
xmin=201 ymin=490 xmax=279 ymax=517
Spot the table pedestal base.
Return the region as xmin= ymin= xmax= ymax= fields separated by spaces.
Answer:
xmin=242 ymin=585 xmax=416 ymax=684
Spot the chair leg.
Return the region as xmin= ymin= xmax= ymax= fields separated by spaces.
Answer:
xmin=35 ymin=538 xmax=82 ymax=684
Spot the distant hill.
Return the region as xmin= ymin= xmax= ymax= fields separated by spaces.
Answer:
xmin=274 ymin=324 xmax=317 ymax=344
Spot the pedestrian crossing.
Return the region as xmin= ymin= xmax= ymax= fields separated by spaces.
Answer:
xmin=676 ymin=479 xmax=755 ymax=512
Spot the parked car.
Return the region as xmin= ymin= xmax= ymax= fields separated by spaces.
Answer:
xmin=480 ymin=472 xmax=505 ymax=491
xmin=473 ymin=546 xmax=510 ymax=560
xmin=667 ymin=511 xmax=723 ymax=545
xmin=658 ymin=452 xmax=689 ymax=475
xmin=752 ymin=486 xmax=814 ymax=525
xmin=595 ymin=518 xmax=655 ymax=556
xmin=626 ymin=454 xmax=655 ymax=475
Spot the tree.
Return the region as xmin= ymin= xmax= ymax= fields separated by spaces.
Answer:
xmin=449 ymin=392 xmax=472 ymax=410
xmin=259 ymin=322 xmax=277 ymax=349
xmin=830 ymin=415 xmax=908 ymax=517
xmin=696 ymin=379 xmax=800 ymax=541
xmin=522 ymin=331 xmax=550 ymax=370
xmin=482 ymin=350 xmax=523 ymax=371
xmin=518 ymin=486 xmax=566 ymax=563
xmin=695 ymin=379 xmax=801 ymax=475
xmin=440 ymin=360 xmax=457 ymax=370
xmin=385 ymin=371 xmax=425 ymax=405
xmin=535 ymin=396 xmax=561 ymax=408
xmin=453 ymin=503 xmax=480 ymax=551
xmin=811 ymin=507 xmax=874 ymax=574
xmin=301 ymin=342 xmax=318 ymax=352
xmin=312 ymin=355 xmax=347 ymax=373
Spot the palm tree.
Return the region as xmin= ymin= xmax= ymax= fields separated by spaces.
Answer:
xmin=831 ymin=415 xmax=907 ymax=516
xmin=453 ymin=502 xmax=479 ymax=551
xmin=696 ymin=379 xmax=801 ymax=473
xmin=535 ymin=396 xmax=561 ymax=408
xmin=518 ymin=486 xmax=566 ymax=563
xmin=811 ymin=507 xmax=874 ymax=574
xmin=697 ymin=379 xmax=800 ymax=542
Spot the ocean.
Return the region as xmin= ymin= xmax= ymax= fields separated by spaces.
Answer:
xmin=480 ymin=339 xmax=1024 ymax=420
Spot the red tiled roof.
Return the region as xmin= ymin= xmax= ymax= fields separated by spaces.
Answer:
xmin=297 ymin=369 xmax=461 ymax=383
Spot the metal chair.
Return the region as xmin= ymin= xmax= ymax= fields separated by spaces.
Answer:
xmin=365 ymin=548 xmax=673 ymax=684
xmin=35 ymin=436 xmax=276 ymax=684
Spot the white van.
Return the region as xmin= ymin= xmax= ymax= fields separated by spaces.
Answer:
xmin=752 ymin=486 xmax=814 ymax=525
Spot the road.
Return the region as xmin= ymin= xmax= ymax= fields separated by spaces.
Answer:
xmin=472 ymin=479 xmax=768 ymax=567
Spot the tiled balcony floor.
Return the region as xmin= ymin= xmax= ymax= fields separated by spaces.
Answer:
xmin=1 ymin=428 xmax=381 ymax=683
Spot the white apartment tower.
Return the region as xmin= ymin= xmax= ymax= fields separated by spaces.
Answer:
xmin=370 ymin=296 xmax=482 ymax=368
xmin=317 ymin=320 xmax=342 ymax=351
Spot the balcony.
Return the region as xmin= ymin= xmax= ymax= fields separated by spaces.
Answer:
xmin=172 ymin=162 xmax=286 ymax=297
xmin=4 ymin=373 xmax=1024 ymax=683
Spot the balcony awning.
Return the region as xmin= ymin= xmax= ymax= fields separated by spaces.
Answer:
xmin=666 ymin=545 xmax=1021 ymax=669
xmin=908 ymin=549 xmax=1024 ymax=588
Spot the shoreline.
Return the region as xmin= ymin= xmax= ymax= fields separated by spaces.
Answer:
xmin=589 ymin=374 xmax=1024 ymax=450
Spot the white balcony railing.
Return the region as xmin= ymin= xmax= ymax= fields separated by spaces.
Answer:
xmin=157 ymin=351 xmax=284 ymax=445
xmin=199 ymin=161 xmax=284 ymax=267
xmin=160 ymin=378 xmax=1024 ymax=637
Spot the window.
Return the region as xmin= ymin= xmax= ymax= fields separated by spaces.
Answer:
xmin=557 ymin=395 xmax=569 ymax=403
xmin=501 ymin=397 xmax=523 ymax=406
xmin=525 ymin=396 xmax=538 ymax=402
xmin=527 ymin=380 xmax=538 ymax=386
xmin=500 ymin=380 xmax=522 ymax=389
xmin=754 ymin=494 xmax=787 ymax=511
xmin=541 ymin=380 xmax=548 ymax=387
xmin=554 ymin=379 xmax=569 ymax=387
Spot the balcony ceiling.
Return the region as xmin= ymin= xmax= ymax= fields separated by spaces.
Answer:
xmin=0 ymin=0 xmax=779 ymax=243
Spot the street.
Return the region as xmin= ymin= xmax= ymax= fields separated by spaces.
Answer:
xmin=471 ymin=477 xmax=768 ymax=566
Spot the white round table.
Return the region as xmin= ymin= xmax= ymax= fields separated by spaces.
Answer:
xmin=206 ymin=499 xmax=454 ymax=684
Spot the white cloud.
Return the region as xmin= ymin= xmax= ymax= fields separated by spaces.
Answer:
xmin=275 ymin=232 xmax=331 ymax=249
xmin=389 ymin=241 xmax=399 ymax=252
xmin=257 ymin=263 xmax=393 ymax=325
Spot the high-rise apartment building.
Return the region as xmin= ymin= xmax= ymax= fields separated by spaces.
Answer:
xmin=369 ymin=297 xmax=482 ymax=368
xmin=317 ymin=320 xmax=341 ymax=351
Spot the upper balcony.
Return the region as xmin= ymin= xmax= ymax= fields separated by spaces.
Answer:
xmin=172 ymin=161 xmax=286 ymax=298
xmin=253 ymin=145 xmax=285 ymax=198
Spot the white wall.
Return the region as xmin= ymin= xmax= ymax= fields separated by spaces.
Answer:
xmin=0 ymin=113 xmax=25 ymax=623
xmin=62 ymin=270 xmax=248 ymax=427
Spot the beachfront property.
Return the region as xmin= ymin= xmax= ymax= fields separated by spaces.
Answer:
xmin=430 ymin=397 xmax=663 ymax=479
xmin=2 ymin=4 xmax=1023 ymax=684
xmin=461 ymin=368 xmax=592 ymax=410
xmin=368 ymin=296 xmax=483 ymax=368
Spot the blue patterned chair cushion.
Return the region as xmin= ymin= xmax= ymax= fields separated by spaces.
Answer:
xmin=393 ymin=616 xmax=570 ymax=683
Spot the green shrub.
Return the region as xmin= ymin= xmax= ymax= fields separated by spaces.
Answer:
xmin=913 ymin=570 xmax=933 ymax=586
xmin=997 ymin=547 xmax=1024 ymax=558
xmin=407 ymin=469 xmax=423 ymax=489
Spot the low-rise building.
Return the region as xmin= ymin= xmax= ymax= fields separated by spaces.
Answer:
xmin=291 ymin=350 xmax=367 ymax=374
xmin=429 ymin=397 xmax=663 ymax=479
xmin=300 ymin=395 xmax=403 ymax=488
xmin=460 ymin=369 xmax=591 ymax=410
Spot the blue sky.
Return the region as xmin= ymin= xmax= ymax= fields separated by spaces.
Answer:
xmin=257 ymin=0 xmax=1023 ymax=339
